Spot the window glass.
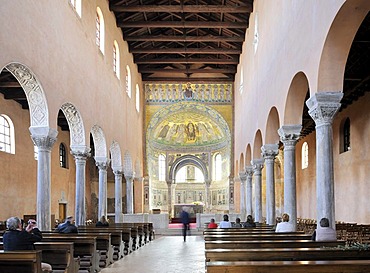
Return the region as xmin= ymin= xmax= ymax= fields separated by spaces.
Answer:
xmin=0 ymin=115 xmax=15 ymax=154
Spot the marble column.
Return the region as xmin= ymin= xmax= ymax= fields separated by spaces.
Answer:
xmin=125 ymin=173 xmax=134 ymax=214
xmin=205 ymin=179 xmax=211 ymax=213
xmin=30 ymin=127 xmax=58 ymax=231
xmin=251 ymin=159 xmax=264 ymax=223
xmin=278 ymin=125 xmax=302 ymax=231
xmin=113 ymin=169 xmax=123 ymax=222
xmin=96 ymin=159 xmax=109 ymax=219
xmin=239 ymin=172 xmax=247 ymax=220
xmin=262 ymin=144 xmax=279 ymax=225
xmin=245 ymin=166 xmax=254 ymax=216
xmin=143 ymin=176 xmax=150 ymax=213
xmin=166 ymin=180 xmax=173 ymax=217
xmin=229 ymin=176 xmax=235 ymax=213
xmin=306 ymin=92 xmax=343 ymax=228
xmin=71 ymin=146 xmax=90 ymax=226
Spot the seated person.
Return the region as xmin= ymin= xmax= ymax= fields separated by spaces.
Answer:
xmin=3 ymin=217 xmax=52 ymax=272
xmin=275 ymin=213 xmax=294 ymax=232
xmin=96 ymin=215 xmax=109 ymax=227
xmin=243 ymin=214 xmax=257 ymax=228
xmin=55 ymin=216 xmax=78 ymax=233
xmin=219 ymin=214 xmax=232 ymax=228
xmin=233 ymin=217 xmax=243 ymax=228
xmin=207 ymin=218 xmax=218 ymax=228
xmin=312 ymin=217 xmax=337 ymax=241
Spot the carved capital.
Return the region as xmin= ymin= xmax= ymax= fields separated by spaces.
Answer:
xmin=261 ymin=144 xmax=279 ymax=161
xmin=239 ymin=172 xmax=247 ymax=182
xmin=306 ymin=92 xmax=343 ymax=126
xmin=113 ymin=170 xmax=123 ymax=176
xmin=96 ymin=160 xmax=110 ymax=170
xmin=71 ymin=146 xmax=91 ymax=161
xmin=30 ymin=127 xmax=58 ymax=151
xmin=278 ymin=125 xmax=302 ymax=148
xmin=245 ymin=166 xmax=254 ymax=177
xmin=251 ymin=158 xmax=264 ymax=174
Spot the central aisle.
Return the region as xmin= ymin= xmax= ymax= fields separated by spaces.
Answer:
xmin=101 ymin=235 xmax=205 ymax=273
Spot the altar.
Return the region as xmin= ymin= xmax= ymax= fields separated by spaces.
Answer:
xmin=174 ymin=204 xmax=203 ymax=218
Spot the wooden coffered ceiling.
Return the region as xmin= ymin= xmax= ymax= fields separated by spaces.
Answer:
xmin=109 ymin=0 xmax=253 ymax=82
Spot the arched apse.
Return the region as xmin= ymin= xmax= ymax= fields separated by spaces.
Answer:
xmin=239 ymin=153 xmax=245 ymax=172
xmin=123 ymin=151 xmax=133 ymax=176
xmin=91 ymin=125 xmax=107 ymax=160
xmin=245 ymin=144 xmax=252 ymax=165
xmin=3 ymin=62 xmax=49 ymax=127
xmin=252 ymin=130 xmax=263 ymax=160
xmin=284 ymin=72 xmax=309 ymax=125
xmin=265 ymin=107 xmax=280 ymax=144
xmin=110 ymin=141 xmax=122 ymax=171
xmin=169 ymin=154 xmax=209 ymax=182
xmin=60 ymin=102 xmax=86 ymax=147
xmin=317 ymin=0 xmax=370 ymax=92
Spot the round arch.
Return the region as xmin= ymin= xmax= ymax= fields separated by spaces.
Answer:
xmin=245 ymin=144 xmax=252 ymax=165
xmin=252 ymin=130 xmax=263 ymax=159
xmin=169 ymin=154 xmax=209 ymax=182
xmin=91 ymin=125 xmax=107 ymax=159
xmin=110 ymin=141 xmax=122 ymax=171
xmin=60 ymin=102 xmax=86 ymax=147
xmin=265 ymin=107 xmax=280 ymax=144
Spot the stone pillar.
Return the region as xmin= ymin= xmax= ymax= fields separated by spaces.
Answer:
xmin=30 ymin=127 xmax=58 ymax=231
xmin=143 ymin=176 xmax=150 ymax=213
xmin=205 ymin=179 xmax=211 ymax=213
xmin=306 ymin=92 xmax=343 ymax=228
xmin=113 ymin=170 xmax=123 ymax=222
xmin=71 ymin=146 xmax=90 ymax=226
xmin=229 ymin=176 xmax=235 ymax=213
xmin=125 ymin=173 xmax=134 ymax=214
xmin=166 ymin=180 xmax=173 ymax=217
xmin=245 ymin=166 xmax=254 ymax=217
xmin=239 ymin=172 xmax=247 ymax=220
xmin=278 ymin=124 xmax=302 ymax=231
xmin=262 ymin=144 xmax=279 ymax=225
xmin=251 ymin=159 xmax=264 ymax=223
xmin=96 ymin=159 xmax=109 ymax=219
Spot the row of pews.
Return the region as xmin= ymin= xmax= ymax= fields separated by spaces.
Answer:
xmin=204 ymin=226 xmax=370 ymax=273
xmin=0 ymin=222 xmax=154 ymax=273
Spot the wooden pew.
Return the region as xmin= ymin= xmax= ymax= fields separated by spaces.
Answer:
xmin=205 ymin=240 xmax=346 ymax=249
xmin=205 ymin=247 xmax=370 ymax=262
xmin=0 ymin=250 xmax=42 ymax=273
xmin=204 ymin=228 xmax=276 ymax=233
xmin=204 ymin=230 xmax=303 ymax=235
xmin=204 ymin=234 xmax=311 ymax=241
xmin=34 ymin=242 xmax=79 ymax=273
xmin=206 ymin=260 xmax=370 ymax=273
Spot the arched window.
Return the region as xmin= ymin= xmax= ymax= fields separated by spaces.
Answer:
xmin=113 ymin=40 xmax=120 ymax=78
xmin=158 ymin=154 xmax=166 ymax=181
xmin=214 ymin=153 xmax=222 ymax=181
xmin=69 ymin=0 xmax=81 ymax=17
xmin=301 ymin=142 xmax=308 ymax=169
xmin=135 ymin=84 xmax=140 ymax=112
xmin=96 ymin=7 xmax=105 ymax=54
xmin=343 ymin=118 xmax=351 ymax=153
xmin=0 ymin=114 xmax=15 ymax=154
xmin=126 ymin=65 xmax=132 ymax=98
xmin=59 ymin=143 xmax=68 ymax=168
xmin=175 ymin=165 xmax=204 ymax=183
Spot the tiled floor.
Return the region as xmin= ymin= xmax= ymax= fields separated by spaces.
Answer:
xmin=101 ymin=235 xmax=205 ymax=273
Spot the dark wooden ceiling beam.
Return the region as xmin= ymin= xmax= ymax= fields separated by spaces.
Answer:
xmin=130 ymin=48 xmax=241 ymax=54
xmin=0 ymin=82 xmax=21 ymax=88
xmin=124 ymin=35 xmax=244 ymax=42
xmin=139 ymin=68 xmax=236 ymax=73
xmin=135 ymin=58 xmax=238 ymax=64
xmin=142 ymin=77 xmax=234 ymax=82
xmin=110 ymin=5 xmax=253 ymax=13
xmin=118 ymin=21 xmax=247 ymax=28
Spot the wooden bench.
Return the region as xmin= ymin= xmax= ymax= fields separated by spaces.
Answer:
xmin=206 ymin=260 xmax=370 ymax=273
xmin=204 ymin=230 xmax=303 ymax=235
xmin=204 ymin=234 xmax=311 ymax=241
xmin=0 ymin=250 xmax=42 ymax=273
xmin=205 ymin=240 xmax=346 ymax=249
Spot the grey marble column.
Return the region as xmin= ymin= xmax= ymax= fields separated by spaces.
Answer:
xmin=96 ymin=159 xmax=109 ymax=219
xmin=278 ymin=125 xmax=302 ymax=231
xmin=262 ymin=144 xmax=279 ymax=225
xmin=30 ymin=127 xmax=58 ymax=231
xmin=251 ymin=159 xmax=264 ymax=223
xmin=71 ymin=147 xmax=90 ymax=226
xmin=306 ymin=92 xmax=343 ymax=229
xmin=239 ymin=172 xmax=247 ymax=220
xmin=113 ymin=170 xmax=123 ymax=222
xmin=143 ymin=176 xmax=150 ymax=213
xmin=166 ymin=180 xmax=173 ymax=217
xmin=245 ymin=166 xmax=254 ymax=216
xmin=205 ymin=179 xmax=211 ymax=213
xmin=229 ymin=176 xmax=235 ymax=213
xmin=125 ymin=173 xmax=134 ymax=214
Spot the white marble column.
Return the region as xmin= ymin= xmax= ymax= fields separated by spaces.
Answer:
xmin=166 ymin=180 xmax=173 ymax=217
xmin=229 ymin=176 xmax=235 ymax=213
xmin=71 ymin=146 xmax=90 ymax=226
xmin=125 ymin=173 xmax=134 ymax=214
xmin=251 ymin=159 xmax=264 ymax=223
xmin=262 ymin=144 xmax=279 ymax=225
xmin=278 ymin=125 xmax=302 ymax=231
xmin=30 ymin=127 xmax=58 ymax=231
xmin=239 ymin=172 xmax=247 ymax=220
xmin=113 ymin=169 xmax=123 ymax=222
xmin=143 ymin=176 xmax=150 ymax=213
xmin=96 ymin=159 xmax=109 ymax=219
xmin=205 ymin=179 xmax=211 ymax=213
xmin=306 ymin=92 xmax=342 ymax=228
xmin=245 ymin=166 xmax=254 ymax=216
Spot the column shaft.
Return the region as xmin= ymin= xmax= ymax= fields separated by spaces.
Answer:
xmin=114 ymin=170 xmax=123 ymax=222
xmin=125 ymin=175 xmax=134 ymax=214
xmin=239 ymin=172 xmax=247 ymax=219
xmin=96 ymin=160 xmax=109 ymax=219
xmin=167 ymin=181 xmax=173 ymax=217
xmin=251 ymin=159 xmax=264 ymax=223
xmin=245 ymin=166 xmax=254 ymax=216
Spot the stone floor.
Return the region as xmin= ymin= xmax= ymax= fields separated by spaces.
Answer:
xmin=101 ymin=235 xmax=205 ymax=273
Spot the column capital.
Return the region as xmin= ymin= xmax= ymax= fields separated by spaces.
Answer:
xmin=96 ymin=159 xmax=110 ymax=170
xmin=239 ymin=172 xmax=247 ymax=182
xmin=306 ymin=92 xmax=343 ymax=126
xmin=251 ymin=158 xmax=264 ymax=171
xmin=30 ymin=127 xmax=58 ymax=151
xmin=124 ymin=173 xmax=134 ymax=180
xmin=166 ymin=180 xmax=172 ymax=186
xmin=278 ymin=125 xmax=302 ymax=147
xmin=113 ymin=170 xmax=123 ymax=176
xmin=261 ymin=144 xmax=279 ymax=160
xmin=245 ymin=166 xmax=254 ymax=177
xmin=71 ymin=146 xmax=91 ymax=160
